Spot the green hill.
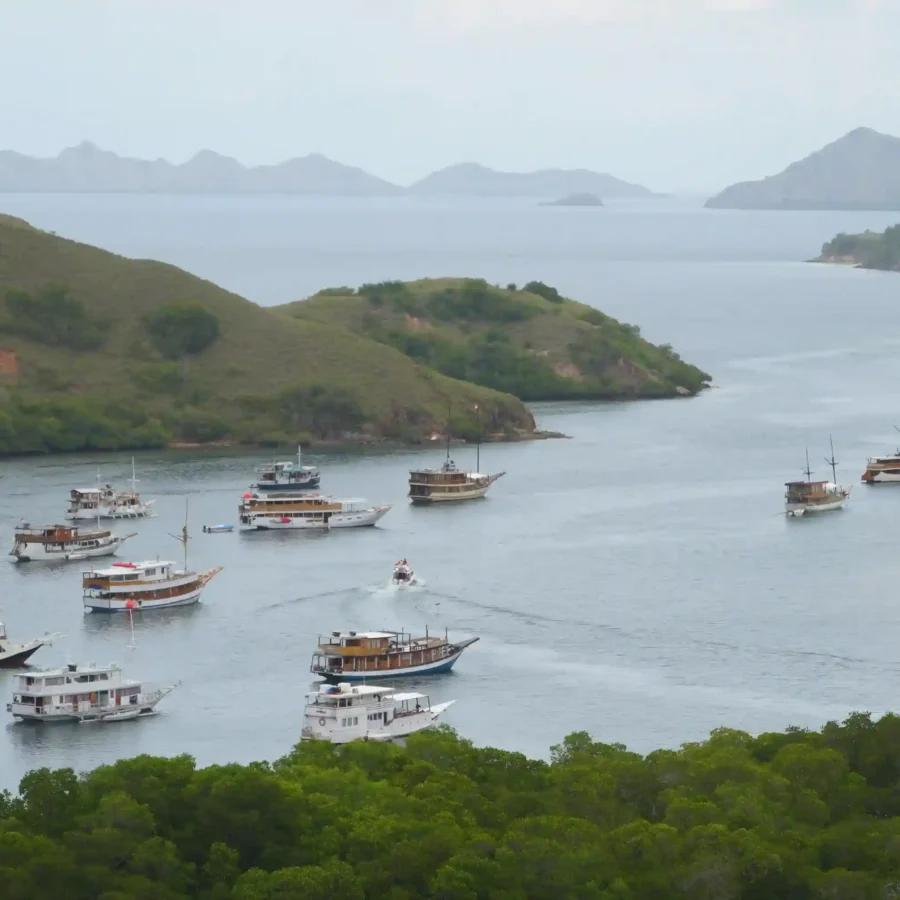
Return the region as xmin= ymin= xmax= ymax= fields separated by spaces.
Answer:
xmin=816 ymin=224 xmax=900 ymax=271
xmin=0 ymin=218 xmax=533 ymax=455
xmin=276 ymin=278 xmax=710 ymax=401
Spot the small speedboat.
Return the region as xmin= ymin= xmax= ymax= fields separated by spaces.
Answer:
xmin=202 ymin=524 xmax=233 ymax=533
xmin=392 ymin=560 xmax=416 ymax=586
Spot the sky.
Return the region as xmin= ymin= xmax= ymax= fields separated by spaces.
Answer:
xmin=2 ymin=0 xmax=899 ymax=192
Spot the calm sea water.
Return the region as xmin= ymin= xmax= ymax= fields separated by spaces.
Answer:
xmin=2 ymin=195 xmax=900 ymax=790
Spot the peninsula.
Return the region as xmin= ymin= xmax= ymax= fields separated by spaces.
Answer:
xmin=0 ymin=218 xmax=709 ymax=457
xmin=541 ymin=192 xmax=604 ymax=207
xmin=814 ymin=225 xmax=900 ymax=271
xmin=706 ymin=127 xmax=900 ymax=210
xmin=277 ymin=279 xmax=710 ymax=402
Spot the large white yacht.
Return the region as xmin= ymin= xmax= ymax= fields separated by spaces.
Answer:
xmin=7 ymin=662 xmax=176 ymax=722
xmin=301 ymin=681 xmax=455 ymax=743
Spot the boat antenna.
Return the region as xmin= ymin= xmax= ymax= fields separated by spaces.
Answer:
xmin=803 ymin=447 xmax=814 ymax=483
xmin=168 ymin=497 xmax=189 ymax=571
xmin=824 ymin=435 xmax=838 ymax=484
xmin=474 ymin=403 xmax=481 ymax=474
xmin=446 ymin=403 xmax=452 ymax=462
xmin=130 ymin=457 xmax=138 ymax=495
xmin=298 ymin=443 xmax=302 ymax=468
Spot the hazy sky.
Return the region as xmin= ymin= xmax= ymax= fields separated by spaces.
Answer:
xmin=2 ymin=0 xmax=898 ymax=192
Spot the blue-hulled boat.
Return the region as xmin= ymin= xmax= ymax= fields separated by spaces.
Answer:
xmin=310 ymin=629 xmax=478 ymax=681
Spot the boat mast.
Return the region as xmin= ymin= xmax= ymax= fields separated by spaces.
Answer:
xmin=803 ymin=447 xmax=814 ymax=483
xmin=298 ymin=444 xmax=302 ymax=468
xmin=169 ymin=497 xmax=190 ymax=571
xmin=475 ymin=403 xmax=481 ymax=473
xmin=130 ymin=457 xmax=139 ymax=495
xmin=824 ymin=435 xmax=838 ymax=484
xmin=446 ymin=403 xmax=452 ymax=462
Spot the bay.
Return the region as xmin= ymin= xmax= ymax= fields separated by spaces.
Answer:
xmin=2 ymin=194 xmax=900 ymax=790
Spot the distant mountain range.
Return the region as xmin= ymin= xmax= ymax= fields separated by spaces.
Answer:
xmin=706 ymin=128 xmax=900 ymax=210
xmin=0 ymin=142 xmax=655 ymax=198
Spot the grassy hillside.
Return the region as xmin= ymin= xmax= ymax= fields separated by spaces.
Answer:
xmin=0 ymin=218 xmax=533 ymax=455
xmin=276 ymin=278 xmax=710 ymax=401
xmin=817 ymin=225 xmax=900 ymax=271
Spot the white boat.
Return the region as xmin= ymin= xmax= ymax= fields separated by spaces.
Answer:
xmin=82 ymin=560 xmax=222 ymax=612
xmin=862 ymin=429 xmax=900 ymax=483
xmin=253 ymin=446 xmax=321 ymax=492
xmin=0 ymin=620 xmax=55 ymax=668
xmin=239 ymin=492 xmax=391 ymax=530
xmin=6 ymin=662 xmax=176 ymax=722
xmin=785 ymin=442 xmax=851 ymax=517
xmin=66 ymin=459 xmax=154 ymax=520
xmin=10 ymin=522 xmax=135 ymax=562
xmin=392 ymin=560 xmax=417 ymax=585
xmin=301 ymin=681 xmax=455 ymax=744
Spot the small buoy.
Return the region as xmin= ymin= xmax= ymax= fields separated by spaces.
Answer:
xmin=125 ymin=600 xmax=136 ymax=610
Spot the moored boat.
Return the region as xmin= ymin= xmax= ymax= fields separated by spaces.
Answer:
xmin=10 ymin=523 xmax=136 ymax=562
xmin=65 ymin=459 xmax=154 ymax=520
xmin=6 ymin=662 xmax=176 ymax=722
xmin=785 ymin=442 xmax=851 ymax=517
xmin=253 ymin=447 xmax=320 ymax=492
xmin=82 ymin=560 xmax=223 ymax=612
xmin=239 ymin=492 xmax=391 ymax=530
xmin=409 ymin=406 xmax=503 ymax=504
xmin=311 ymin=629 xmax=478 ymax=681
xmin=0 ymin=619 xmax=55 ymax=668
xmin=862 ymin=429 xmax=900 ymax=483
xmin=301 ymin=682 xmax=455 ymax=744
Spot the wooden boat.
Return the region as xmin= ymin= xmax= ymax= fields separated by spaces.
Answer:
xmin=785 ymin=442 xmax=851 ymax=517
xmin=310 ymin=629 xmax=478 ymax=681
xmin=409 ymin=404 xmax=503 ymax=504
xmin=82 ymin=507 xmax=222 ymax=612
xmin=10 ymin=522 xmax=135 ymax=562
xmin=7 ymin=662 xmax=176 ymax=722
xmin=253 ymin=446 xmax=320 ymax=492
xmin=239 ymin=492 xmax=391 ymax=530
xmin=301 ymin=682 xmax=455 ymax=743
xmin=65 ymin=459 xmax=154 ymax=520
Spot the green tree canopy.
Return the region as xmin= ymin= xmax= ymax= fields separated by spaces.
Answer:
xmin=143 ymin=301 xmax=221 ymax=362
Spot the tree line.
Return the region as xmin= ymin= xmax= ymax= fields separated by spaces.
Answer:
xmin=2 ymin=714 xmax=900 ymax=898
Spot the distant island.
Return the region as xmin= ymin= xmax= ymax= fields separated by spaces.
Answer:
xmin=408 ymin=163 xmax=653 ymax=198
xmin=0 ymin=218 xmax=709 ymax=456
xmin=815 ymin=225 xmax=900 ymax=271
xmin=706 ymin=127 xmax=900 ymax=210
xmin=0 ymin=142 xmax=656 ymax=198
xmin=541 ymin=192 xmax=604 ymax=207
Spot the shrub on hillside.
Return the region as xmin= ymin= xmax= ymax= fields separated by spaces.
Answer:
xmin=0 ymin=284 xmax=108 ymax=350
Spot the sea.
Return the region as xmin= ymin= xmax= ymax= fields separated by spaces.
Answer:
xmin=1 ymin=193 xmax=900 ymax=791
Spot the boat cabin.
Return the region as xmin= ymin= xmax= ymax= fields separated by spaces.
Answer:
xmin=784 ymin=480 xmax=836 ymax=501
xmin=14 ymin=524 xmax=110 ymax=544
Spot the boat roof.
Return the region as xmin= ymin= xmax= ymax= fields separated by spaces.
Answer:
xmin=784 ymin=480 xmax=832 ymax=488
xmin=391 ymin=691 xmax=428 ymax=702
xmin=88 ymin=560 xmax=175 ymax=575
xmin=311 ymin=682 xmax=397 ymax=697
xmin=323 ymin=631 xmax=395 ymax=640
xmin=72 ymin=487 xmax=103 ymax=494
xmin=20 ymin=662 xmax=124 ymax=677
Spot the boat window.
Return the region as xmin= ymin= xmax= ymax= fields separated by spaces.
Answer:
xmin=44 ymin=677 xmax=64 ymax=686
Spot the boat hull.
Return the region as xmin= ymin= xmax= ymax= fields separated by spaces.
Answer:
xmin=66 ymin=505 xmax=153 ymax=521
xmin=410 ymin=484 xmax=494 ymax=504
xmin=11 ymin=535 xmax=132 ymax=563
xmin=862 ymin=470 xmax=900 ymax=484
xmin=10 ymin=702 xmax=161 ymax=723
xmin=0 ymin=641 xmax=47 ymax=668
xmin=84 ymin=586 xmax=205 ymax=613
xmin=316 ymin=648 xmax=467 ymax=681
xmin=241 ymin=505 xmax=391 ymax=530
